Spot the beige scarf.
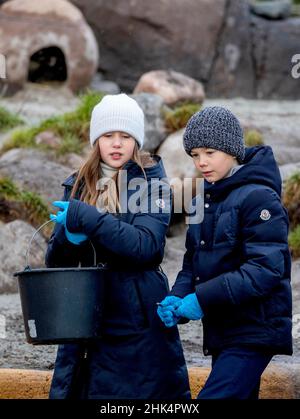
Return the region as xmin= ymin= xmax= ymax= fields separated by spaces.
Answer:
xmin=96 ymin=162 xmax=119 ymax=213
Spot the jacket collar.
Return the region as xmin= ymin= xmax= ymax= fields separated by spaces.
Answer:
xmin=61 ymin=155 xmax=166 ymax=188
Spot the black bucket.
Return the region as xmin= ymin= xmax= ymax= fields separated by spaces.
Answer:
xmin=14 ymin=220 xmax=107 ymax=345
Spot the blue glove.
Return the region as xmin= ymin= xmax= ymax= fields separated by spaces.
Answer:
xmin=50 ymin=200 xmax=88 ymax=245
xmin=157 ymin=296 xmax=182 ymax=328
xmin=174 ymin=293 xmax=203 ymax=320
xmin=50 ymin=200 xmax=69 ymax=225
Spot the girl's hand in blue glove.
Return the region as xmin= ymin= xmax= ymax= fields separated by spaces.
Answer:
xmin=174 ymin=293 xmax=203 ymax=320
xmin=50 ymin=200 xmax=88 ymax=245
xmin=157 ymin=296 xmax=182 ymax=327
xmin=50 ymin=201 xmax=69 ymax=225
xmin=64 ymin=229 xmax=88 ymax=245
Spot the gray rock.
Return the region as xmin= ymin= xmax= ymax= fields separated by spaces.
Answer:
xmin=0 ymin=83 xmax=79 ymax=126
xmin=157 ymin=130 xmax=200 ymax=220
xmin=0 ymin=220 xmax=47 ymax=293
xmin=251 ymin=15 xmax=300 ymax=99
xmin=272 ymin=146 xmax=300 ymax=166
xmin=134 ymin=70 xmax=205 ymax=106
xmin=132 ymin=93 xmax=168 ymax=152
xmin=89 ymin=74 xmax=121 ymax=95
xmin=0 ymin=0 xmax=99 ymax=93
xmin=70 ymin=0 xmax=300 ymax=99
xmin=250 ymin=0 xmax=291 ymax=20
xmin=157 ymin=129 xmax=198 ymax=180
xmin=71 ymin=0 xmax=226 ymax=91
xmin=56 ymin=152 xmax=84 ymax=172
xmin=34 ymin=131 xmax=62 ymax=149
xmin=207 ymin=0 xmax=255 ymax=98
xmin=0 ymin=148 xmax=72 ymax=205
xmin=279 ymin=162 xmax=300 ymax=181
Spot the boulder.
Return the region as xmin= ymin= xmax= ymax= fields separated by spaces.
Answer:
xmin=71 ymin=0 xmax=300 ymax=99
xmin=56 ymin=152 xmax=84 ymax=172
xmin=280 ymin=162 xmax=300 ymax=182
xmin=89 ymin=73 xmax=121 ymax=95
xmin=134 ymin=70 xmax=205 ymax=106
xmin=132 ymin=93 xmax=168 ymax=152
xmin=157 ymin=129 xmax=199 ymax=214
xmin=271 ymin=146 xmax=300 ymax=166
xmin=0 ymin=220 xmax=47 ymax=293
xmin=0 ymin=148 xmax=72 ymax=205
xmin=251 ymin=14 xmax=300 ymax=99
xmin=157 ymin=129 xmax=198 ymax=181
xmin=207 ymin=0 xmax=255 ymax=98
xmin=0 ymin=83 xmax=79 ymax=126
xmin=34 ymin=131 xmax=62 ymax=149
xmin=250 ymin=0 xmax=292 ymax=20
xmin=0 ymin=0 xmax=99 ymax=93
xmin=71 ymin=0 xmax=226 ymax=90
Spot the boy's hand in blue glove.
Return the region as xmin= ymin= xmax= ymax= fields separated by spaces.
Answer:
xmin=50 ymin=200 xmax=88 ymax=245
xmin=174 ymin=293 xmax=203 ymax=320
xmin=157 ymin=296 xmax=182 ymax=327
xmin=159 ymin=296 xmax=182 ymax=310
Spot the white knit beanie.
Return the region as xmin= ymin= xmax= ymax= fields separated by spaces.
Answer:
xmin=89 ymin=93 xmax=144 ymax=148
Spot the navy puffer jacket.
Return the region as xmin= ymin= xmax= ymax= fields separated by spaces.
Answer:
xmin=46 ymin=156 xmax=190 ymax=399
xmin=171 ymin=146 xmax=293 ymax=356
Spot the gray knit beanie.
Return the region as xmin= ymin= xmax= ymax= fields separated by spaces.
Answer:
xmin=183 ymin=106 xmax=245 ymax=163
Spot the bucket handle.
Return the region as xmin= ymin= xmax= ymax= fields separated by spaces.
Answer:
xmin=25 ymin=219 xmax=97 ymax=269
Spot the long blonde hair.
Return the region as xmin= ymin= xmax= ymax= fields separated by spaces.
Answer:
xmin=70 ymin=141 xmax=154 ymax=212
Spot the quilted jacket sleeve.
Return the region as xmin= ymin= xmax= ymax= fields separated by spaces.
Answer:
xmin=170 ymin=227 xmax=195 ymax=298
xmin=66 ymin=180 xmax=172 ymax=264
xmin=195 ymin=188 xmax=291 ymax=314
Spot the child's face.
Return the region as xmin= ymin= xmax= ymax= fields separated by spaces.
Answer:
xmin=190 ymin=148 xmax=237 ymax=182
xmin=98 ymin=131 xmax=136 ymax=168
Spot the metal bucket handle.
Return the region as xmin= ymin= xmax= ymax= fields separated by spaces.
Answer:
xmin=25 ymin=219 xmax=97 ymax=269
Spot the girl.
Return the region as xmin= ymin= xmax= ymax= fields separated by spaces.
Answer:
xmin=46 ymin=93 xmax=190 ymax=399
xmin=158 ymin=106 xmax=293 ymax=399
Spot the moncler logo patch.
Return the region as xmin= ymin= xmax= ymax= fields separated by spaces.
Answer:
xmin=260 ymin=209 xmax=271 ymax=221
xmin=155 ymin=198 xmax=165 ymax=209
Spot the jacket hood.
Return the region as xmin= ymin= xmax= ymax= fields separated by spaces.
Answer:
xmin=61 ymin=155 xmax=166 ymax=188
xmin=205 ymin=146 xmax=282 ymax=200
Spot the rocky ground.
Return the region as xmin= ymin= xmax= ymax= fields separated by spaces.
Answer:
xmin=0 ymin=84 xmax=300 ymax=371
